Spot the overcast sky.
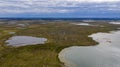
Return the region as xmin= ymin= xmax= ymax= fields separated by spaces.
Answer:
xmin=0 ymin=0 xmax=120 ymax=18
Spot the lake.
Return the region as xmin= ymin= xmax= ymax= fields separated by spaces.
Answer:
xmin=6 ymin=36 xmax=47 ymax=47
xmin=59 ymin=31 xmax=120 ymax=67
xmin=72 ymin=23 xmax=91 ymax=26
xmin=109 ymin=22 xmax=120 ymax=24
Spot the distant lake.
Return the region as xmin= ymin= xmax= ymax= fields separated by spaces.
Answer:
xmin=6 ymin=36 xmax=47 ymax=47
xmin=72 ymin=23 xmax=91 ymax=26
xmin=109 ymin=22 xmax=120 ymax=24
xmin=59 ymin=31 xmax=120 ymax=67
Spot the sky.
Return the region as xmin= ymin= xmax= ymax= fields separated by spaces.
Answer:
xmin=0 ymin=0 xmax=120 ymax=18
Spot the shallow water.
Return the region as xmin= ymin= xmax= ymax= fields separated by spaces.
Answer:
xmin=59 ymin=31 xmax=120 ymax=67
xmin=6 ymin=36 xmax=47 ymax=47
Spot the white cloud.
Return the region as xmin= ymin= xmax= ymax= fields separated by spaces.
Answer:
xmin=0 ymin=0 xmax=120 ymax=14
xmin=73 ymin=0 xmax=120 ymax=3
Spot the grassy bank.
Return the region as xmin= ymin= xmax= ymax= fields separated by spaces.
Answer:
xmin=0 ymin=21 xmax=119 ymax=67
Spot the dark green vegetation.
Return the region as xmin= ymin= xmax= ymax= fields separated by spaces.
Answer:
xmin=0 ymin=20 xmax=119 ymax=67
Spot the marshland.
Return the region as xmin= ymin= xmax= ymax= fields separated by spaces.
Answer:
xmin=0 ymin=20 xmax=120 ymax=67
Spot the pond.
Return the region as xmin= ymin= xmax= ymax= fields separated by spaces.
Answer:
xmin=6 ymin=36 xmax=47 ymax=47
xmin=59 ymin=31 xmax=120 ymax=67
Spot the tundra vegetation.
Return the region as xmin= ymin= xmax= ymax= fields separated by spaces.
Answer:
xmin=0 ymin=20 xmax=119 ymax=67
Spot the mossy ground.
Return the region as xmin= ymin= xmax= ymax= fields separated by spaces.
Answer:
xmin=0 ymin=21 xmax=119 ymax=67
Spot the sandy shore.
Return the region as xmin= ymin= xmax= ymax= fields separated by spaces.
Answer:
xmin=58 ymin=47 xmax=78 ymax=67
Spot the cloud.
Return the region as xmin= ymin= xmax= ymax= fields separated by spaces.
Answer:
xmin=73 ymin=0 xmax=120 ymax=3
xmin=0 ymin=0 xmax=120 ymax=14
